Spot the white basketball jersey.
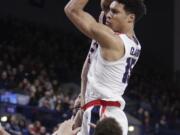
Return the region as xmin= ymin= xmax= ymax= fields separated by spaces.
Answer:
xmin=85 ymin=34 xmax=141 ymax=109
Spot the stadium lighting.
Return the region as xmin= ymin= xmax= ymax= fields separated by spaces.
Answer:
xmin=128 ymin=125 xmax=135 ymax=132
xmin=0 ymin=116 xmax=8 ymax=122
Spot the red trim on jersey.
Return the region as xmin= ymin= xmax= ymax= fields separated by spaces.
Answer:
xmin=81 ymin=99 xmax=121 ymax=111
xmin=115 ymin=32 xmax=120 ymax=35
xmin=101 ymin=106 xmax=107 ymax=116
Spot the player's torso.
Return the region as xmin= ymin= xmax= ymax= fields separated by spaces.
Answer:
xmin=85 ymin=34 xmax=141 ymax=105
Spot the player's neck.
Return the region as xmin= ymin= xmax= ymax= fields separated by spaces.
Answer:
xmin=126 ymin=30 xmax=135 ymax=39
xmin=119 ymin=25 xmax=135 ymax=38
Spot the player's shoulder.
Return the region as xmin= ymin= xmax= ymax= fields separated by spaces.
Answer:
xmin=115 ymin=33 xmax=140 ymax=47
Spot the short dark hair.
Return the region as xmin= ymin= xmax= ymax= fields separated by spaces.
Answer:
xmin=116 ymin=0 xmax=147 ymax=22
xmin=94 ymin=117 xmax=122 ymax=135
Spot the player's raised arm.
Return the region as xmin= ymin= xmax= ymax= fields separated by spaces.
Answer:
xmin=64 ymin=0 xmax=124 ymax=54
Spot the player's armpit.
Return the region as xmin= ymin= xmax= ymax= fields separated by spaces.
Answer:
xmin=91 ymin=23 xmax=124 ymax=49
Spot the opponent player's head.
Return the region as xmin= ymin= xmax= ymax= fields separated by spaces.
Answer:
xmin=105 ymin=0 xmax=146 ymax=32
xmin=94 ymin=117 xmax=122 ymax=135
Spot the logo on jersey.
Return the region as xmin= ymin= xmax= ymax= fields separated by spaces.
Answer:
xmin=130 ymin=47 xmax=140 ymax=57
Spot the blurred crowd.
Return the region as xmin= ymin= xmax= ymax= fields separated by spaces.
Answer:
xmin=0 ymin=17 xmax=179 ymax=135
xmin=3 ymin=114 xmax=50 ymax=135
xmin=127 ymin=65 xmax=180 ymax=134
xmin=0 ymin=16 xmax=84 ymax=134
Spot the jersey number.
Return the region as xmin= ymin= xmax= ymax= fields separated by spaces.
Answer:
xmin=122 ymin=57 xmax=136 ymax=83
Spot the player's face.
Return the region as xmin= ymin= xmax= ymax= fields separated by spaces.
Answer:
xmin=105 ymin=1 xmax=133 ymax=32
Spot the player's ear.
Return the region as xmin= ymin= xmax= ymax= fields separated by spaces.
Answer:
xmin=128 ymin=13 xmax=135 ymax=23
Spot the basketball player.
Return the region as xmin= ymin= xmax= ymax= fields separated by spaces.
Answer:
xmin=72 ymin=0 xmax=113 ymax=128
xmin=64 ymin=0 xmax=146 ymax=135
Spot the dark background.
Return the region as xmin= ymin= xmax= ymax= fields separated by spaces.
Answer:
xmin=0 ymin=0 xmax=175 ymax=73
xmin=0 ymin=1 xmax=179 ymax=135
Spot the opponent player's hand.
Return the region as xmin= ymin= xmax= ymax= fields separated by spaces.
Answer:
xmin=53 ymin=118 xmax=81 ymax=135
xmin=0 ymin=124 xmax=10 ymax=135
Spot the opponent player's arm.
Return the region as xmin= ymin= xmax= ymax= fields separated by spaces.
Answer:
xmin=64 ymin=0 xmax=125 ymax=58
xmin=0 ymin=124 xmax=10 ymax=135
xmin=53 ymin=119 xmax=80 ymax=135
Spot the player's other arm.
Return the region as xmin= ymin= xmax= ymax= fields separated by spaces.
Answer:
xmin=64 ymin=0 xmax=125 ymax=58
xmin=72 ymin=49 xmax=91 ymax=129
xmin=80 ymin=55 xmax=90 ymax=105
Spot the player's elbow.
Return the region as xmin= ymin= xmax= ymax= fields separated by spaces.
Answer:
xmin=64 ymin=4 xmax=71 ymax=16
xmin=64 ymin=4 xmax=78 ymax=17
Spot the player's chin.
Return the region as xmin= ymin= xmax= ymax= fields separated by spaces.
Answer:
xmin=106 ymin=22 xmax=115 ymax=30
xmin=106 ymin=23 xmax=113 ymax=29
xmin=105 ymin=21 xmax=110 ymax=26
xmin=107 ymin=25 xmax=116 ymax=31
